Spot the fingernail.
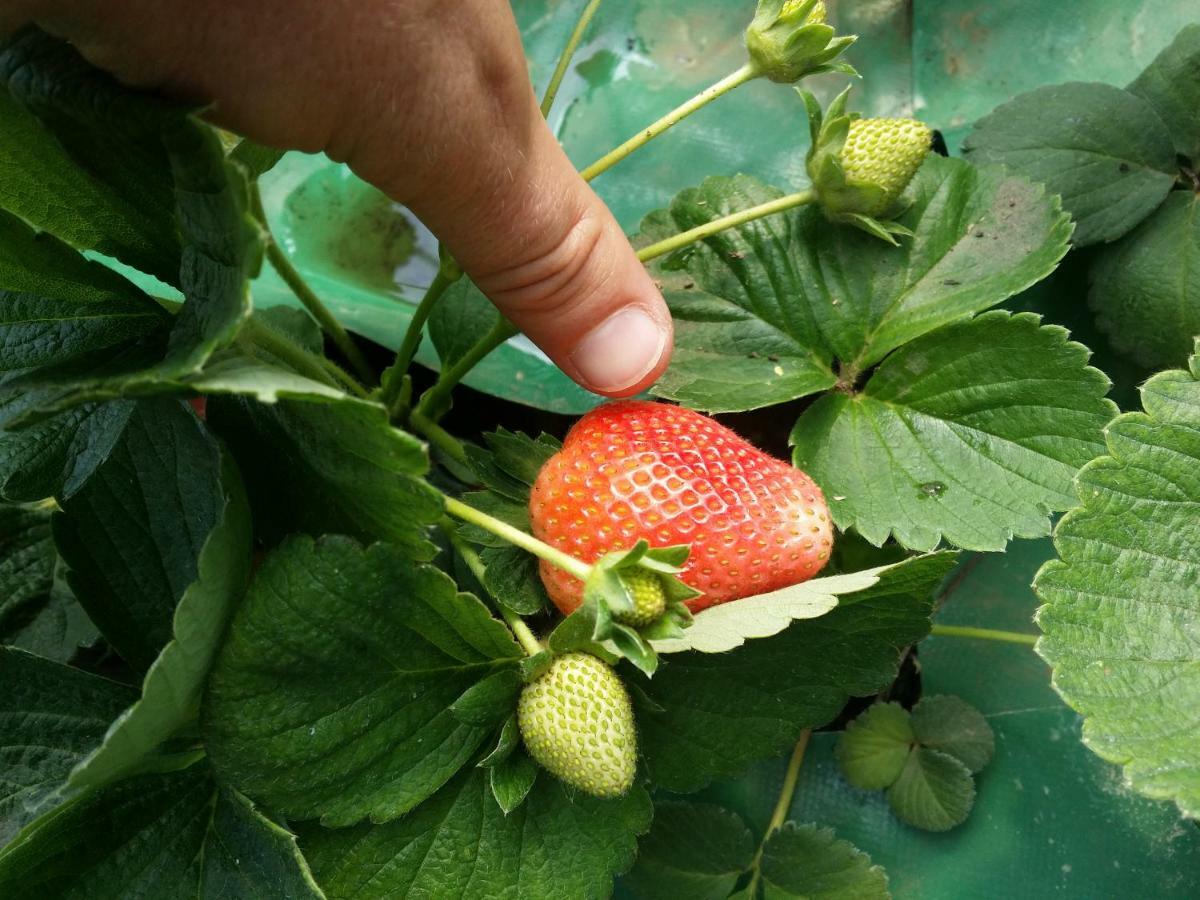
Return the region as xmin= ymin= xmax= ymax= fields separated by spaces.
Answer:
xmin=570 ymin=308 xmax=667 ymax=394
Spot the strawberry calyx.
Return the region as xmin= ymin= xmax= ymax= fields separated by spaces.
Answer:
xmin=744 ymin=0 xmax=858 ymax=85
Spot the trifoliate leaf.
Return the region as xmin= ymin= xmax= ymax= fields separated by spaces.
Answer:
xmin=910 ymin=695 xmax=994 ymax=774
xmin=68 ymin=442 xmax=251 ymax=792
xmin=963 ymin=81 xmax=1177 ymax=245
xmin=0 ymin=768 xmax=322 ymax=898
xmin=621 ymin=801 xmax=756 ymax=900
xmin=0 ymin=648 xmax=135 ymax=843
xmin=835 ymin=702 xmax=914 ymax=790
xmin=759 ymin=823 xmax=890 ymax=899
xmin=634 ymin=553 xmax=955 ymax=793
xmin=1034 ymin=344 xmax=1200 ymax=818
xmin=886 ymin=747 xmax=975 ymax=832
xmin=1128 ymin=24 xmax=1200 ymax=161
xmin=641 ymin=157 xmax=1071 ymax=413
xmin=488 ymin=750 xmax=537 ymax=814
xmin=791 ymin=311 xmax=1116 ymax=551
xmin=300 ymin=767 xmax=651 ymax=899
xmin=209 ymin=393 xmax=441 ymax=560
xmin=202 ymin=535 xmax=522 ymax=827
xmin=1090 ymin=191 xmax=1200 ymax=369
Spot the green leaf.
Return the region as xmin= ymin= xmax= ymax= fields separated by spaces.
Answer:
xmin=4 ymin=559 xmax=97 ymax=662
xmin=0 ymin=31 xmax=181 ymax=284
xmin=633 ymin=553 xmax=955 ymax=793
xmin=228 ymin=138 xmax=287 ymax=180
xmin=450 ymin=669 xmax=522 ymax=728
xmin=962 ymin=82 xmax=1177 ymax=246
xmin=885 ymin=747 xmax=975 ymax=832
xmin=475 ymin=545 xmax=549 ymax=616
xmin=1128 ymin=24 xmax=1200 ymax=161
xmin=203 ymin=535 xmax=522 ymax=826
xmin=1034 ymin=345 xmax=1200 ymax=818
xmin=477 ymin=714 xmax=520 ymax=768
xmin=835 ymin=702 xmax=914 ymax=791
xmin=0 ymin=768 xmax=323 ymax=898
xmin=909 ymin=695 xmax=994 ymax=774
xmin=68 ymin=444 xmax=250 ymax=792
xmin=209 ymin=393 xmax=441 ymax=559
xmin=488 ymin=750 xmax=537 ymax=814
xmin=429 ymin=277 xmax=499 ymax=368
xmin=791 ymin=311 xmax=1116 ymax=551
xmin=300 ymin=766 xmax=651 ymax=899
xmin=0 ymin=648 xmax=135 ymax=842
xmin=1090 ymin=190 xmax=1200 ymax=369
xmin=622 ymin=801 xmax=756 ymax=900
xmin=0 ymin=502 xmax=54 ymax=626
xmin=185 ymin=354 xmax=345 ymax=403
xmin=759 ymin=823 xmax=890 ymax=899
xmin=53 ymin=398 xmax=224 ymax=671
xmin=642 ymin=158 xmax=1071 ymax=412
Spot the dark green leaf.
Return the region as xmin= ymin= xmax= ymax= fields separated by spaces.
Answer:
xmin=622 ymin=801 xmax=756 ymax=900
xmin=477 ymin=715 xmax=520 ymax=768
xmin=0 ymin=502 xmax=54 ymax=626
xmin=300 ymin=766 xmax=651 ymax=899
xmin=54 ymin=398 xmax=223 ymax=671
xmin=0 ymin=768 xmax=322 ymax=898
xmin=634 ymin=553 xmax=955 ymax=793
xmin=963 ymin=82 xmax=1176 ymax=245
xmin=0 ymin=648 xmax=135 ymax=842
xmin=1128 ymin=24 xmax=1200 ymax=161
xmin=759 ymin=823 xmax=890 ymax=899
xmin=185 ymin=354 xmax=345 ymax=403
xmin=209 ymin=393 xmax=441 ymax=559
xmin=835 ymin=702 xmax=914 ymax=790
xmin=791 ymin=311 xmax=1115 ymax=551
xmin=1034 ymin=345 xmax=1200 ymax=817
xmin=5 ymin=559 xmax=97 ymax=662
xmin=909 ymin=695 xmax=994 ymax=774
xmin=430 ymin=277 xmax=500 ymax=367
xmin=642 ymin=158 xmax=1071 ymax=412
xmin=488 ymin=750 xmax=537 ymax=814
xmin=68 ymin=445 xmax=250 ymax=792
xmin=1090 ymin=190 xmax=1200 ymax=369
xmin=228 ymin=138 xmax=287 ymax=180
xmin=885 ymin=747 xmax=975 ymax=832
xmin=203 ymin=535 xmax=522 ymax=826
xmin=476 ymin=545 xmax=549 ymax=615
xmin=450 ymin=669 xmax=522 ymax=727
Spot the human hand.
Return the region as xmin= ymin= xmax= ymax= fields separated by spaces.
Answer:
xmin=3 ymin=0 xmax=673 ymax=396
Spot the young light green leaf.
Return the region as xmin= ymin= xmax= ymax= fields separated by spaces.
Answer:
xmin=68 ymin=445 xmax=251 ymax=792
xmin=1090 ymin=190 xmax=1200 ymax=369
xmin=634 ymin=553 xmax=955 ymax=793
xmin=202 ymin=535 xmax=522 ymax=827
xmin=300 ymin=767 xmax=650 ymax=900
xmin=53 ymin=398 xmax=224 ymax=671
xmin=759 ymin=823 xmax=890 ymax=900
xmin=886 ymin=747 xmax=975 ymax=832
xmin=791 ymin=311 xmax=1116 ymax=551
xmin=642 ymin=158 xmax=1071 ymax=412
xmin=963 ymin=82 xmax=1177 ymax=245
xmin=0 ymin=768 xmax=323 ymax=899
xmin=621 ymin=801 xmax=756 ymax=900
xmin=1034 ymin=344 xmax=1200 ymax=818
xmin=910 ymin=695 xmax=994 ymax=774
xmin=489 ymin=750 xmax=537 ymax=815
xmin=1128 ymin=24 xmax=1200 ymax=160
xmin=0 ymin=648 xmax=135 ymax=843
xmin=209 ymin=393 xmax=441 ymax=560
xmin=835 ymin=702 xmax=914 ymax=790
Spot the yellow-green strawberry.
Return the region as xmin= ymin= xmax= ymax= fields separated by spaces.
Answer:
xmin=744 ymin=0 xmax=856 ymax=84
xmin=835 ymin=117 xmax=932 ymax=216
xmin=517 ymin=652 xmax=636 ymax=798
xmin=616 ymin=569 xmax=667 ymax=627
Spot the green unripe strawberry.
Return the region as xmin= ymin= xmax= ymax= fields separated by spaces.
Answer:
xmin=616 ymin=569 xmax=667 ymax=627
xmin=744 ymin=0 xmax=856 ymax=84
xmin=834 ymin=117 xmax=932 ymax=216
xmin=518 ymin=652 xmax=636 ymax=798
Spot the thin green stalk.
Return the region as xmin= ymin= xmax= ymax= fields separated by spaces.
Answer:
xmin=636 ymin=189 xmax=816 ymax=263
xmin=241 ymin=318 xmax=358 ymax=395
xmin=250 ymin=185 xmax=376 ymax=386
xmin=383 ymin=261 xmax=462 ymax=414
xmin=746 ymin=729 xmax=812 ymax=896
xmin=930 ymin=624 xmax=1039 ymax=647
xmin=540 ymin=0 xmax=606 ymax=117
xmin=443 ymin=495 xmax=592 ymax=582
xmin=410 ymin=408 xmax=469 ymax=466
xmin=445 ymin=525 xmax=544 ymax=657
xmin=580 ymin=62 xmax=759 ymax=182
xmin=415 ymin=318 xmax=518 ymax=422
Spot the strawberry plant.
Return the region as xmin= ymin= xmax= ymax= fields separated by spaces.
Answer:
xmin=1 ymin=4 xmax=1199 ymax=898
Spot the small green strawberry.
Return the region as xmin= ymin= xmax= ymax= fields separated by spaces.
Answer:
xmin=517 ymin=652 xmax=636 ymax=798
xmin=744 ymin=0 xmax=857 ymax=84
xmin=616 ymin=569 xmax=667 ymax=627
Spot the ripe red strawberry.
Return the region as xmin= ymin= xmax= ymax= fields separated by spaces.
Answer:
xmin=529 ymin=400 xmax=833 ymax=614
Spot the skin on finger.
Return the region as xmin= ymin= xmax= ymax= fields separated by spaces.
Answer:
xmin=4 ymin=0 xmax=674 ymax=395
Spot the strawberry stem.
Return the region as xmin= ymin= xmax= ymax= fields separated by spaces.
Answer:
xmin=443 ymin=495 xmax=594 ymax=582
xmin=745 ymin=728 xmax=812 ymax=896
xmin=930 ymin=624 xmax=1038 ymax=646
xmin=382 ymin=256 xmax=462 ymax=417
xmin=540 ymin=0 xmax=607 ymax=118
xmin=445 ymin=525 xmax=545 ymax=657
xmin=414 ymin=317 xmax=519 ymax=424
xmin=635 ymin=189 xmax=816 ymax=263
xmin=580 ymin=62 xmax=759 ymax=182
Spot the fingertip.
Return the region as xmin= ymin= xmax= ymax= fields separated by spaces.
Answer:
xmin=567 ymin=304 xmax=673 ymax=397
